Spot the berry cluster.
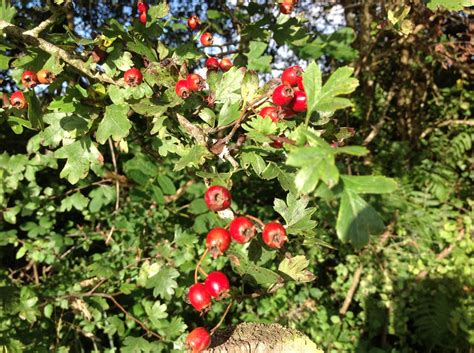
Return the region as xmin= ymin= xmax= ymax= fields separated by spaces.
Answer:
xmin=9 ymin=69 xmax=56 ymax=110
xmin=172 ymin=15 xmax=233 ymax=101
xmin=279 ymin=0 xmax=298 ymax=14
xmin=137 ymin=0 xmax=149 ymax=25
xmin=256 ymin=65 xmax=307 ymax=129
xmin=185 ymin=185 xmax=287 ymax=352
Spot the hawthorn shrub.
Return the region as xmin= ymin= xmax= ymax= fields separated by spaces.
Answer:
xmin=0 ymin=0 xmax=472 ymax=352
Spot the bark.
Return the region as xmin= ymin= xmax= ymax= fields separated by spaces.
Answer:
xmin=205 ymin=323 xmax=322 ymax=353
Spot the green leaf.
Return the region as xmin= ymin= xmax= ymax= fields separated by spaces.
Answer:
xmin=303 ymin=61 xmax=322 ymax=123
xmin=157 ymin=175 xmax=176 ymax=195
xmin=240 ymin=152 xmax=266 ymax=176
xmin=198 ymin=107 xmax=216 ymax=126
xmin=228 ymin=249 xmax=282 ymax=288
xmin=96 ymin=104 xmax=131 ymax=144
xmin=241 ymin=71 xmax=260 ymax=104
xmin=426 ymin=0 xmax=470 ymax=11
xmin=242 ymin=116 xmax=280 ymax=143
xmin=336 ymin=146 xmax=369 ymax=156
xmin=60 ymin=192 xmax=89 ymax=212
xmin=278 ymin=255 xmax=316 ymax=283
xmin=0 ymin=0 xmax=17 ymax=22
xmin=143 ymin=300 xmax=168 ymax=329
xmin=245 ymin=41 xmax=272 ymax=72
xmin=174 ymin=145 xmax=211 ymax=171
xmin=218 ymin=99 xmax=241 ymax=126
xmin=26 ymin=91 xmax=44 ymax=130
xmin=54 ymin=138 xmax=103 ymax=184
xmin=145 ymin=267 xmax=179 ymax=300
xmin=121 ymin=337 xmax=152 ymax=353
xmin=341 ymin=175 xmax=398 ymax=194
xmin=336 ymin=189 xmax=385 ymax=248
xmin=88 ymin=186 xmax=116 ymax=213
xmin=148 ymin=2 xmax=169 ymax=18
xmin=273 ymin=193 xmax=317 ymax=235
xmin=214 ymin=67 xmax=245 ymax=104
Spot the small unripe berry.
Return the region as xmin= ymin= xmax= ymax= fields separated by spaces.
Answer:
xmin=37 ymin=69 xmax=55 ymax=84
xmin=188 ymin=283 xmax=212 ymax=312
xmin=204 ymin=271 xmax=230 ymax=300
xmin=229 ymin=217 xmax=256 ymax=244
xmin=219 ymin=58 xmax=233 ymax=72
xmin=175 ymin=79 xmax=191 ymax=98
xmin=186 ymin=327 xmax=211 ymax=353
xmin=124 ymin=68 xmax=143 ymax=87
xmin=186 ymin=73 xmax=205 ymax=92
xmin=206 ymin=227 xmax=231 ymax=258
xmin=259 ymin=106 xmax=280 ymax=122
xmin=205 ymin=57 xmax=220 ymax=71
xmin=262 ymin=222 xmax=287 ymax=249
xmin=10 ymin=91 xmax=27 ymax=109
xmin=187 ymin=15 xmax=201 ymax=30
xmin=21 ymin=71 xmax=38 ymax=89
xmin=272 ymin=84 xmax=294 ymax=106
xmin=200 ymin=32 xmax=213 ymax=46
xmin=204 ymin=185 xmax=231 ymax=212
xmin=281 ymin=65 xmax=303 ymax=87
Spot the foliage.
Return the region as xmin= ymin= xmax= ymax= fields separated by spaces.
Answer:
xmin=0 ymin=0 xmax=472 ymax=352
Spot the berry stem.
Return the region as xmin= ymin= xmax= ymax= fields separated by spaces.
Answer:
xmin=210 ymin=300 xmax=234 ymax=335
xmin=194 ymin=248 xmax=208 ymax=284
xmin=198 ymin=267 xmax=208 ymax=278
xmin=243 ymin=214 xmax=265 ymax=228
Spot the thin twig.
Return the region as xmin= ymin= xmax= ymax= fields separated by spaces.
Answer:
xmin=164 ymin=179 xmax=195 ymax=204
xmin=108 ymin=138 xmax=120 ymax=211
xmin=0 ymin=20 xmax=114 ymax=84
xmin=339 ymin=265 xmax=363 ymax=316
xmin=194 ymin=248 xmax=208 ymax=283
xmin=210 ymin=300 xmax=234 ymax=335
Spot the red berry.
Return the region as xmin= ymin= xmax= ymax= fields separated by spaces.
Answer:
xmin=187 ymin=73 xmax=205 ymax=92
xmin=124 ymin=68 xmax=143 ymax=87
xmin=204 ymin=271 xmax=230 ymax=300
xmin=297 ymin=76 xmax=304 ymax=91
xmin=186 ymin=327 xmax=211 ymax=353
xmin=229 ymin=217 xmax=256 ymax=244
xmin=200 ymin=32 xmax=213 ymax=46
xmin=188 ymin=283 xmax=212 ymax=312
xmin=272 ymin=84 xmax=294 ymax=106
xmin=187 ymin=15 xmax=201 ymax=30
xmin=259 ymin=106 xmax=280 ymax=122
xmin=205 ymin=57 xmax=220 ymax=71
xmin=137 ymin=1 xmax=149 ymax=13
xmin=139 ymin=11 xmax=147 ymax=24
xmin=37 ymin=69 xmax=55 ymax=84
xmin=219 ymin=58 xmax=233 ymax=72
xmin=21 ymin=71 xmax=38 ymax=89
xmin=280 ymin=1 xmax=294 ymax=14
xmin=262 ymin=222 xmax=287 ymax=249
xmin=206 ymin=227 xmax=231 ymax=258
xmin=270 ymin=139 xmax=284 ymax=149
xmin=175 ymin=79 xmax=190 ymax=98
xmin=10 ymin=91 xmax=27 ymax=109
xmin=281 ymin=65 xmax=303 ymax=87
xmin=204 ymin=185 xmax=231 ymax=212
xmin=290 ymin=90 xmax=307 ymax=112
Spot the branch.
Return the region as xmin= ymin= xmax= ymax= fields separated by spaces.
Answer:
xmin=362 ymin=88 xmax=396 ymax=146
xmin=420 ymin=119 xmax=474 ymax=139
xmin=175 ymin=113 xmax=207 ymax=145
xmin=339 ymin=265 xmax=363 ymax=316
xmin=164 ymin=179 xmax=195 ymax=203
xmin=0 ymin=20 xmax=114 ymax=84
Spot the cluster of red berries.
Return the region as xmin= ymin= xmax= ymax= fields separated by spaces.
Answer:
xmin=9 ymin=69 xmax=56 ymax=110
xmin=279 ymin=0 xmax=298 ymax=14
xmin=137 ymin=0 xmax=149 ymax=25
xmin=185 ymin=185 xmax=287 ymax=352
xmin=258 ymin=65 xmax=307 ymax=125
xmin=174 ymin=15 xmax=233 ymax=101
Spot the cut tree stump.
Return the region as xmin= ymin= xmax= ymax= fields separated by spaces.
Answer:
xmin=204 ymin=322 xmax=323 ymax=353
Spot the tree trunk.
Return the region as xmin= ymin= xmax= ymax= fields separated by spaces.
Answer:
xmin=204 ymin=323 xmax=322 ymax=353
